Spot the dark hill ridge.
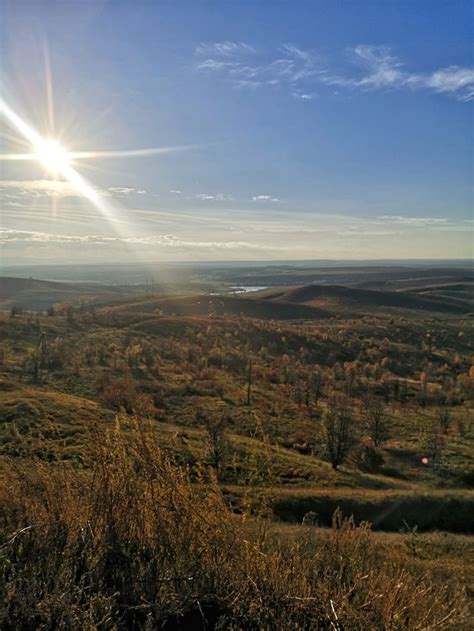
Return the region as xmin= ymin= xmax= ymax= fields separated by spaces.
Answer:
xmin=0 ymin=276 xmax=136 ymax=311
xmin=109 ymin=293 xmax=331 ymax=321
xmin=208 ymin=265 xmax=473 ymax=291
xmin=0 ymin=276 xmax=81 ymax=295
xmin=2 ymin=274 xmax=471 ymax=317
xmin=253 ymin=284 xmax=470 ymax=314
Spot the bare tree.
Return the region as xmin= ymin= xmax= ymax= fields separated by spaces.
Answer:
xmin=205 ymin=416 xmax=229 ymax=480
xmin=306 ymin=369 xmax=323 ymax=407
xmin=246 ymin=358 xmax=252 ymax=406
xmin=418 ymin=371 xmax=428 ymax=407
xmin=30 ymin=332 xmax=48 ymax=384
xmin=436 ymin=406 xmax=451 ymax=434
xmin=321 ymin=399 xmax=354 ymax=470
xmin=427 ymin=424 xmax=445 ymax=467
xmin=364 ymin=398 xmax=390 ymax=447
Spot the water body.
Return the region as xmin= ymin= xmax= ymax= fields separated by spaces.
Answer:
xmin=229 ymin=286 xmax=268 ymax=293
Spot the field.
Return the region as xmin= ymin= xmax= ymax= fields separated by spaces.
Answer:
xmin=0 ymin=265 xmax=473 ymax=628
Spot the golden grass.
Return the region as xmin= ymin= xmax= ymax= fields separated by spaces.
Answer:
xmin=0 ymin=422 xmax=469 ymax=629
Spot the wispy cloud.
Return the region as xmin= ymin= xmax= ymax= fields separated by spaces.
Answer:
xmin=376 ymin=215 xmax=449 ymax=225
xmin=292 ymin=91 xmax=316 ymax=100
xmin=328 ymin=45 xmax=474 ymax=101
xmin=107 ymin=187 xmax=146 ymax=196
xmin=0 ymin=180 xmax=150 ymax=203
xmin=0 ymin=228 xmax=267 ymax=250
xmin=0 ymin=179 xmax=81 ymax=198
xmin=195 ymin=41 xmax=474 ymax=101
xmin=252 ymin=194 xmax=280 ymax=202
xmin=195 ymin=192 xmax=234 ymax=201
xmin=195 ymin=41 xmax=256 ymax=57
xmin=195 ymin=41 xmax=324 ymax=94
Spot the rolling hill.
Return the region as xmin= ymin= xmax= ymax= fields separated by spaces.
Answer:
xmin=108 ymin=293 xmax=331 ymax=320
xmin=253 ymin=284 xmax=471 ymax=315
xmin=0 ymin=276 xmax=131 ymax=311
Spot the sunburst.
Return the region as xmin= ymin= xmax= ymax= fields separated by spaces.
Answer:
xmin=0 ymin=97 xmax=196 ymax=216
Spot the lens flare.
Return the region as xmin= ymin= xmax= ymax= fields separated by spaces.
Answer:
xmin=0 ymin=97 xmax=198 ymax=216
xmin=34 ymin=139 xmax=70 ymax=173
xmin=0 ymin=98 xmax=108 ymax=213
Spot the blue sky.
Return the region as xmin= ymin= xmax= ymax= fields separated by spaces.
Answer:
xmin=1 ymin=0 xmax=472 ymax=263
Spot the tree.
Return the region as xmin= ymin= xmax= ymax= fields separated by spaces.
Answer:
xmin=204 ymin=415 xmax=229 ymax=480
xmin=427 ymin=423 xmax=445 ymax=467
xmin=246 ymin=358 xmax=252 ymax=406
xmin=321 ymin=398 xmax=355 ymax=470
xmin=364 ymin=398 xmax=390 ymax=447
xmin=29 ymin=332 xmax=48 ymax=384
xmin=306 ymin=369 xmax=323 ymax=407
xmin=436 ymin=406 xmax=451 ymax=435
xmin=419 ymin=371 xmax=428 ymax=407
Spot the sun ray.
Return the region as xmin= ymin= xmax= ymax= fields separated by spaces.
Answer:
xmin=0 ymin=145 xmax=199 ymax=161
xmin=0 ymin=153 xmax=39 ymax=160
xmin=43 ymin=41 xmax=55 ymax=135
xmin=66 ymin=145 xmax=199 ymax=159
xmin=0 ymin=98 xmax=108 ymax=213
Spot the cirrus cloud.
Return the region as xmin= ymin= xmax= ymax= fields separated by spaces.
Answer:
xmin=195 ymin=41 xmax=474 ymax=102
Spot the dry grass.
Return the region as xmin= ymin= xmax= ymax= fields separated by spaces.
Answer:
xmin=0 ymin=421 xmax=469 ymax=630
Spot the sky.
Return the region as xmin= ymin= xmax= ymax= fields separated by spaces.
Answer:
xmin=0 ymin=0 xmax=473 ymax=264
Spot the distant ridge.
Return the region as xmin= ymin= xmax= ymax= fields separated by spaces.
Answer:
xmin=253 ymin=284 xmax=470 ymax=315
xmin=111 ymin=293 xmax=331 ymax=321
xmin=0 ymin=277 xmax=127 ymax=311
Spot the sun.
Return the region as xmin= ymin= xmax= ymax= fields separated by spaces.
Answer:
xmin=34 ymin=139 xmax=71 ymax=173
xmin=1 ymin=97 xmax=192 ymax=216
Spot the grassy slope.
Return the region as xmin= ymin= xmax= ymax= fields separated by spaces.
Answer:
xmin=1 ymin=297 xmax=472 ymax=535
xmin=253 ymin=283 xmax=471 ymax=314
xmin=1 ymin=299 xmax=473 ymax=625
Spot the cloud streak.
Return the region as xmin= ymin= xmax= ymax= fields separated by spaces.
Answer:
xmin=195 ymin=41 xmax=474 ymax=101
xmin=328 ymin=45 xmax=474 ymax=101
xmin=195 ymin=192 xmax=234 ymax=201
xmin=196 ymin=41 xmax=324 ymax=93
xmin=107 ymin=187 xmax=147 ymax=196
xmin=0 ymin=180 xmax=150 ymax=203
xmin=0 ymin=228 xmax=266 ymax=250
xmin=0 ymin=179 xmax=81 ymax=198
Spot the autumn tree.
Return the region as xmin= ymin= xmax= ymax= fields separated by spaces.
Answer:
xmin=321 ymin=398 xmax=355 ymax=470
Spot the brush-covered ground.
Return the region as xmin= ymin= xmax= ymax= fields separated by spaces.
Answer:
xmin=0 ymin=289 xmax=473 ymax=628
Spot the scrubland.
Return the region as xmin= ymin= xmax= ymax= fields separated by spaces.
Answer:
xmin=0 ymin=292 xmax=473 ymax=628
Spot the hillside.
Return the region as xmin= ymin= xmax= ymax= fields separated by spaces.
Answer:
xmin=1 ymin=289 xmax=473 ymax=628
xmin=110 ymin=293 xmax=331 ymax=320
xmin=1 ymin=298 xmax=472 ymax=492
xmin=207 ymin=264 xmax=474 ymax=293
xmin=0 ymin=276 xmax=131 ymax=311
xmin=0 ymin=276 xmax=212 ymax=312
xmin=254 ymin=283 xmax=471 ymax=315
